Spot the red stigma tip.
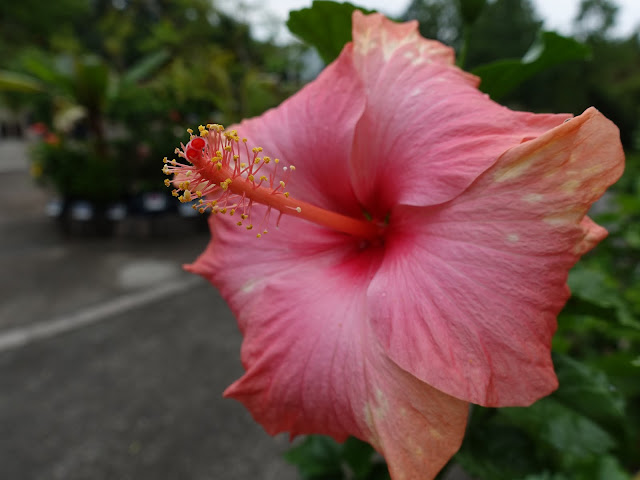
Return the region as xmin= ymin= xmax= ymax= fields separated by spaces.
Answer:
xmin=190 ymin=137 xmax=206 ymax=149
xmin=185 ymin=147 xmax=200 ymax=161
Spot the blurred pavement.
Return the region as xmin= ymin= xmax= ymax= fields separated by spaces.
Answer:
xmin=0 ymin=139 xmax=298 ymax=480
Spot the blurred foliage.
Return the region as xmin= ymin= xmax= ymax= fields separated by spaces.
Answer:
xmin=287 ymin=1 xmax=374 ymax=64
xmin=0 ymin=0 xmax=307 ymax=200
xmin=473 ymin=31 xmax=591 ymax=101
xmin=286 ymin=0 xmax=640 ymax=479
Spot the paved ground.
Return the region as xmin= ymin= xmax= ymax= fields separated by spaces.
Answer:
xmin=0 ymin=140 xmax=298 ymax=480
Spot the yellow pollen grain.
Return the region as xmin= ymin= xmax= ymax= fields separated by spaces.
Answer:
xmin=163 ymin=157 xmax=168 ymax=163
xmin=237 ymin=221 xmax=243 ymax=226
xmin=296 ymin=207 xmax=302 ymax=213
xmin=248 ymin=175 xmax=254 ymax=181
xmin=274 ymin=158 xmax=279 ymax=164
xmin=260 ymin=175 xmax=267 ymax=181
xmin=187 ymin=128 xmax=193 ymax=134
xmin=164 ymin=179 xmax=170 ymax=187
xmin=284 ymin=192 xmax=289 ymax=198
xmin=246 ymin=225 xmax=253 ymax=230
xmin=279 ymin=181 xmax=285 ymax=187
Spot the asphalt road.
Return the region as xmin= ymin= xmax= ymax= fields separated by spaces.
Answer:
xmin=0 ymin=140 xmax=298 ymax=480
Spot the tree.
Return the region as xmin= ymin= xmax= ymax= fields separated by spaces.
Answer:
xmin=574 ymin=0 xmax=620 ymax=40
xmin=403 ymin=0 xmax=542 ymax=68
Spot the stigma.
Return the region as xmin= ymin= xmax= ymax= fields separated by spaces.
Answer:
xmin=163 ymin=124 xmax=380 ymax=240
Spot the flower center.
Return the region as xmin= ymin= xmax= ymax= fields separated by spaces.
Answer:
xmin=163 ymin=124 xmax=381 ymax=239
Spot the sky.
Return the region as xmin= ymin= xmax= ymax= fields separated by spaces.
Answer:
xmin=216 ymin=0 xmax=640 ymax=43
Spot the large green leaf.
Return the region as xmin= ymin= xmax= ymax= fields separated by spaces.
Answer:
xmin=456 ymin=418 xmax=542 ymax=480
xmin=520 ymin=455 xmax=630 ymax=480
xmin=121 ymin=49 xmax=170 ymax=85
xmin=285 ymin=435 xmax=386 ymax=480
xmin=284 ymin=435 xmax=344 ymax=478
xmin=472 ymin=31 xmax=591 ymax=100
xmin=287 ymin=1 xmax=374 ymax=64
xmin=567 ymin=265 xmax=640 ymax=330
xmin=499 ymin=398 xmax=616 ymax=464
xmin=551 ymin=354 xmax=625 ymax=433
xmin=0 ymin=70 xmax=45 ymax=93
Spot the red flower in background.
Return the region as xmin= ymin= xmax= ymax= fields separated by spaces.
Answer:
xmin=165 ymin=12 xmax=624 ymax=480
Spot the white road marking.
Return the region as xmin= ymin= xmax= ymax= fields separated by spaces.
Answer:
xmin=0 ymin=277 xmax=204 ymax=353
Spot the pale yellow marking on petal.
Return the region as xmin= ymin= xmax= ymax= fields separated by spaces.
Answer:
xmin=562 ymin=179 xmax=581 ymax=193
xmin=241 ymin=278 xmax=260 ymax=294
xmin=543 ymin=209 xmax=583 ymax=226
xmin=493 ymin=155 xmax=537 ymax=182
xmin=523 ymin=193 xmax=544 ymax=203
xmin=363 ymin=388 xmax=390 ymax=433
xmin=506 ymin=233 xmax=520 ymax=243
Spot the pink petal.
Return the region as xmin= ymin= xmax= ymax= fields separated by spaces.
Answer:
xmin=348 ymin=12 xmax=571 ymax=215
xmin=367 ymin=107 xmax=625 ymax=407
xmin=231 ymin=47 xmax=366 ymax=218
xmin=188 ymin=210 xmax=468 ymax=479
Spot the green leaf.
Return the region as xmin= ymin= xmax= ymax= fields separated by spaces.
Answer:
xmin=520 ymin=455 xmax=631 ymax=480
xmin=499 ymin=398 xmax=616 ymax=464
xmin=121 ymin=49 xmax=170 ymax=85
xmin=287 ymin=1 xmax=374 ymax=64
xmin=551 ymin=354 xmax=625 ymax=433
xmin=284 ymin=436 xmax=344 ymax=479
xmin=567 ymin=265 xmax=640 ymax=329
xmin=0 ymin=70 xmax=45 ymax=93
xmin=584 ymin=455 xmax=631 ymax=480
xmin=472 ymin=31 xmax=591 ymax=100
xmin=341 ymin=437 xmax=375 ymax=479
xmin=456 ymin=418 xmax=542 ymax=480
xmin=456 ymin=0 xmax=487 ymax=26
xmin=520 ymin=473 xmax=570 ymax=480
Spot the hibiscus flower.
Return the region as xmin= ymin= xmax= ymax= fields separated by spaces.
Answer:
xmin=165 ymin=12 xmax=624 ymax=480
